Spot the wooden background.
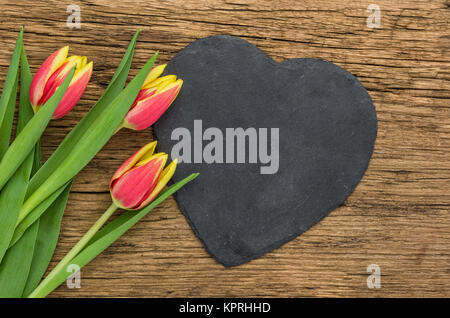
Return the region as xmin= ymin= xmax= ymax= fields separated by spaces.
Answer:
xmin=0 ymin=0 xmax=448 ymax=297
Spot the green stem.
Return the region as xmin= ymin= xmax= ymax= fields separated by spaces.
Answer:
xmin=27 ymin=202 xmax=118 ymax=298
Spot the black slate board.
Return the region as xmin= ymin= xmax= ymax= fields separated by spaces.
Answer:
xmin=154 ymin=35 xmax=377 ymax=267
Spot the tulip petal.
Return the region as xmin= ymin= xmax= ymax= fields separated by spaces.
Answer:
xmin=111 ymin=154 xmax=167 ymax=209
xmin=142 ymin=64 xmax=166 ymax=88
xmin=52 ymin=61 xmax=93 ymax=119
xmin=123 ymin=80 xmax=182 ymax=130
xmin=129 ymin=87 xmax=157 ymax=110
xmin=29 ymin=46 xmax=69 ymax=106
xmin=137 ymin=159 xmax=177 ymax=209
xmin=110 ymin=141 xmax=157 ymax=187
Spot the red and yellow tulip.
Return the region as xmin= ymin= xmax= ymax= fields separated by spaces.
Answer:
xmin=121 ymin=64 xmax=183 ymax=130
xmin=29 ymin=46 xmax=93 ymax=119
xmin=110 ymin=141 xmax=177 ymax=210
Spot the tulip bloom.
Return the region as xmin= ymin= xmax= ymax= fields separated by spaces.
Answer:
xmin=121 ymin=64 xmax=183 ymax=131
xmin=30 ymin=46 xmax=93 ymax=119
xmin=110 ymin=141 xmax=177 ymax=210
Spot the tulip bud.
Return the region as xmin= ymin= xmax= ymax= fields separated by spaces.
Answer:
xmin=121 ymin=64 xmax=183 ymax=131
xmin=110 ymin=141 xmax=177 ymax=210
xmin=29 ymin=46 xmax=93 ymax=119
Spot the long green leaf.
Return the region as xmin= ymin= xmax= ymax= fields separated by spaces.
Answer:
xmin=26 ymin=30 xmax=140 ymax=198
xmin=19 ymin=52 xmax=158 ymax=226
xmin=17 ymin=49 xmax=71 ymax=297
xmin=27 ymin=173 xmax=199 ymax=298
xmin=0 ymin=148 xmax=33 ymax=262
xmin=0 ymin=28 xmax=23 ymax=134
xmin=17 ymin=47 xmax=35 ymax=134
xmin=0 ymin=67 xmax=75 ymax=192
xmin=0 ymin=221 xmax=39 ymax=297
xmin=22 ymin=183 xmax=72 ymax=297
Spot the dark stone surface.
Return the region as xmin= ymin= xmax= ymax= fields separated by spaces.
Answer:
xmin=154 ymin=35 xmax=377 ymax=267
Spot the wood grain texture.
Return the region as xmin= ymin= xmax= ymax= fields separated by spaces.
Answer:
xmin=0 ymin=0 xmax=449 ymax=297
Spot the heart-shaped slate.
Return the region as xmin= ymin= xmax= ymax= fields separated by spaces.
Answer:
xmin=154 ymin=35 xmax=377 ymax=267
